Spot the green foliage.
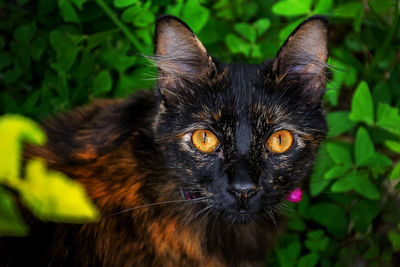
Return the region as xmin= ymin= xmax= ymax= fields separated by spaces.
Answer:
xmin=1 ymin=0 xmax=400 ymax=265
xmin=0 ymin=115 xmax=99 ymax=236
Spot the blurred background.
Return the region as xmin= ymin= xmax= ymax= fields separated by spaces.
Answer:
xmin=0 ymin=0 xmax=399 ymax=266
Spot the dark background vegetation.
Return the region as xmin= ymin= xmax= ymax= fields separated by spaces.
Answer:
xmin=1 ymin=0 xmax=400 ymax=266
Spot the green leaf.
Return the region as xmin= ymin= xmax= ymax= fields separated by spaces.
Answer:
xmin=310 ymin=144 xmax=334 ymax=196
xmin=350 ymin=200 xmax=381 ymax=232
xmin=72 ymin=0 xmax=86 ymax=9
xmin=324 ymin=164 xmax=352 ymax=180
xmin=225 ymin=34 xmax=251 ymax=56
xmin=313 ymin=0 xmax=333 ymax=14
xmin=373 ymin=82 xmax=392 ymax=106
xmin=234 ymin=23 xmax=256 ymax=43
xmin=344 ymin=66 xmax=358 ymax=87
xmin=376 ymin=103 xmax=400 ymax=135
xmin=356 ymin=177 xmax=380 ymax=200
xmin=2 ymin=94 xmax=19 ymax=113
xmin=20 ymin=90 xmax=41 ymax=114
xmin=49 ymin=30 xmax=80 ymax=74
xmin=388 ymin=231 xmax=400 ymax=251
xmin=390 ymin=162 xmax=400 ymax=180
xmin=0 ymin=187 xmax=29 ymax=237
xmin=113 ymin=0 xmax=139 ymax=8
xmin=363 ymin=152 xmax=392 ymax=170
xmin=19 ymin=159 xmax=99 ymax=223
xmin=38 ymin=0 xmax=58 ymax=14
xmin=114 ymin=66 xmax=155 ymax=97
xmin=355 ymin=127 xmax=375 ymax=166
xmin=297 ymin=194 xmax=310 ymax=219
xmin=135 ymin=29 xmax=152 ymax=45
xmin=133 ymin=9 xmax=155 ymax=27
xmin=309 ymin=203 xmax=347 ymax=238
xmin=369 ymin=0 xmax=395 ymax=14
xmin=363 ymin=242 xmax=380 ymax=260
xmin=277 ymin=241 xmax=301 ymax=267
xmin=349 ymin=81 xmax=374 ymax=125
xmin=326 ymin=142 xmax=353 ymax=164
xmin=288 ymin=216 xmax=306 ymax=231
xmin=10 ymin=40 xmax=30 ymax=68
xmin=326 ymin=58 xmax=346 ymax=91
xmin=385 ymin=140 xmax=400 ymax=154
xmin=102 ymin=43 xmax=136 ymax=73
xmin=181 ymin=0 xmax=210 ymax=32
xmin=254 ymin=18 xmax=271 ymax=37
xmin=353 ymin=5 xmax=364 ymax=33
xmin=334 ymin=2 xmax=363 ymax=18
xmin=297 ymin=253 xmax=319 ymax=267
xmin=77 ymin=50 xmax=94 ymax=80
xmin=331 ymin=171 xmax=380 ymax=200
xmin=58 ymin=0 xmax=80 ymax=23
xmin=272 ymin=0 xmax=311 ymax=16
xmin=86 ymin=29 xmax=118 ymax=51
xmin=326 ymin=111 xmax=356 ymax=137
xmin=250 ymin=45 xmax=262 ymax=59
xmin=30 ymin=37 xmax=47 ymax=61
xmin=0 ymin=114 xmax=46 ymax=184
xmin=304 ymin=230 xmax=330 ymax=252
xmin=13 ymin=23 xmax=36 ymax=45
xmin=121 ymin=5 xmax=141 ymax=22
xmin=93 ymin=70 xmax=112 ymax=95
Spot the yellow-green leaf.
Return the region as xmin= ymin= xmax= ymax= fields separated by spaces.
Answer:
xmin=0 ymin=114 xmax=46 ymax=184
xmin=20 ymin=159 xmax=99 ymax=223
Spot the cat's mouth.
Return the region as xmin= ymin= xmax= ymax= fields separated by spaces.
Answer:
xmin=180 ymin=185 xmax=201 ymax=200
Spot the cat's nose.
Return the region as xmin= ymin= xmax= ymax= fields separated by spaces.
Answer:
xmin=229 ymin=183 xmax=261 ymax=205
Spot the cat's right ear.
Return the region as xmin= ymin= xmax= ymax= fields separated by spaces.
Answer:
xmin=153 ymin=15 xmax=215 ymax=96
xmin=272 ymin=16 xmax=329 ymax=92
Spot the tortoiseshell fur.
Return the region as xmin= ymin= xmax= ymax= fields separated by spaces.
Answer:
xmin=0 ymin=16 xmax=329 ymax=266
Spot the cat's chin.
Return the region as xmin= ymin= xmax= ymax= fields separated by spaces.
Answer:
xmin=223 ymin=210 xmax=259 ymax=224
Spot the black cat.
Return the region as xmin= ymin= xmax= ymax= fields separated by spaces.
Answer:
xmin=0 ymin=15 xmax=329 ymax=266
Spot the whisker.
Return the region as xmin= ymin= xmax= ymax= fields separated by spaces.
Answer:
xmin=266 ymin=209 xmax=280 ymax=235
xmin=176 ymin=205 xmax=214 ymax=233
xmin=106 ymin=196 xmax=209 ymax=217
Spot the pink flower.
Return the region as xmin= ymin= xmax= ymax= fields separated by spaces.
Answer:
xmin=286 ymin=187 xmax=302 ymax=203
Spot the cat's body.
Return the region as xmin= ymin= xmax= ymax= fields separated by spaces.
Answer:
xmin=0 ymin=16 xmax=329 ymax=266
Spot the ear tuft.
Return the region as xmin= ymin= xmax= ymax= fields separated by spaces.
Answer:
xmin=273 ymin=16 xmax=329 ymax=90
xmin=154 ymin=15 xmax=214 ymax=89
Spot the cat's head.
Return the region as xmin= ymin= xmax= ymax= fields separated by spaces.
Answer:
xmin=152 ymin=15 xmax=328 ymax=223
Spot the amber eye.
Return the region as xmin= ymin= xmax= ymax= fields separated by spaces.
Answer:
xmin=266 ymin=130 xmax=293 ymax=154
xmin=192 ymin=129 xmax=220 ymax=153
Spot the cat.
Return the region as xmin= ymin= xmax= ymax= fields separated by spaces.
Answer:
xmin=0 ymin=15 xmax=329 ymax=266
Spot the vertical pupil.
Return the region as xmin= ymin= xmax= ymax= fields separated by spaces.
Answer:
xmin=203 ymin=132 xmax=207 ymax=143
xmin=278 ymin=134 xmax=282 ymax=145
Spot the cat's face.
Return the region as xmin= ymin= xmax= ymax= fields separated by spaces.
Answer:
xmin=152 ymin=16 xmax=328 ymax=223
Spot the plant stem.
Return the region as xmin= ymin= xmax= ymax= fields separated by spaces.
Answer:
xmin=95 ymin=0 xmax=144 ymax=52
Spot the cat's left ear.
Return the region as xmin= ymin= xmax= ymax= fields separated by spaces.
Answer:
xmin=154 ymin=15 xmax=215 ymax=91
xmin=273 ymin=16 xmax=328 ymax=91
